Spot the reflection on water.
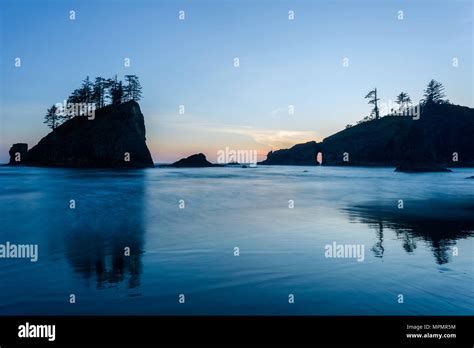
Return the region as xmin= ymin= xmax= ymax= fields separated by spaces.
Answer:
xmin=64 ymin=222 xmax=144 ymax=289
xmin=344 ymin=204 xmax=474 ymax=264
xmin=64 ymin=172 xmax=145 ymax=289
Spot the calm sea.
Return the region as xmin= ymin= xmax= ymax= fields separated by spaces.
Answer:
xmin=0 ymin=166 xmax=473 ymax=315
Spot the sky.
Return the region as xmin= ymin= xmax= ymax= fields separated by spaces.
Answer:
xmin=0 ymin=0 xmax=472 ymax=163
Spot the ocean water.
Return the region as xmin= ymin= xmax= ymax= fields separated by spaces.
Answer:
xmin=0 ymin=165 xmax=473 ymax=315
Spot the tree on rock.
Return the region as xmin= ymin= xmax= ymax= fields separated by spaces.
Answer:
xmin=124 ymin=75 xmax=142 ymax=101
xmin=92 ymin=77 xmax=107 ymax=108
xmin=66 ymin=76 xmax=93 ymax=117
xmin=44 ymin=104 xmax=61 ymax=130
xmin=423 ymin=79 xmax=446 ymax=105
xmin=80 ymin=76 xmax=93 ymax=105
xmin=365 ymin=88 xmax=380 ymax=119
xmin=396 ymin=92 xmax=412 ymax=110
xmin=110 ymin=77 xmax=124 ymax=105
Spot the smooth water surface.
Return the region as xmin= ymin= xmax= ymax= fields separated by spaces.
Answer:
xmin=0 ymin=166 xmax=473 ymax=315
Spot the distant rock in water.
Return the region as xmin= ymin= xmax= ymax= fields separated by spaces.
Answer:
xmin=395 ymin=162 xmax=452 ymax=173
xmin=166 ymin=153 xmax=214 ymax=167
xmin=18 ymin=101 xmax=154 ymax=168
xmin=259 ymin=141 xmax=321 ymax=165
xmin=8 ymin=143 xmax=28 ymax=165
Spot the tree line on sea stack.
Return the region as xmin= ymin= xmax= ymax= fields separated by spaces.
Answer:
xmin=44 ymin=75 xmax=142 ymax=130
xmin=346 ymin=79 xmax=448 ymax=128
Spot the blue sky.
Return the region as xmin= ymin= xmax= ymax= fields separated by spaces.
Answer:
xmin=0 ymin=0 xmax=472 ymax=163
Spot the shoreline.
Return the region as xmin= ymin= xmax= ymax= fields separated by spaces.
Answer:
xmin=2 ymin=163 xmax=474 ymax=170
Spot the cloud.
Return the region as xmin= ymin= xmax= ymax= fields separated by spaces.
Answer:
xmin=207 ymin=126 xmax=320 ymax=150
xmin=154 ymin=118 xmax=321 ymax=151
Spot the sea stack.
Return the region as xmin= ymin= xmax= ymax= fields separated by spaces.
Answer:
xmin=8 ymin=143 xmax=28 ymax=165
xmin=166 ymin=153 xmax=214 ymax=167
xmin=19 ymin=101 xmax=154 ymax=168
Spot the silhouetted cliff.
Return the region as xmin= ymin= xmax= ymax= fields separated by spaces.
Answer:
xmin=260 ymin=103 xmax=474 ymax=169
xmin=259 ymin=141 xmax=321 ymax=165
xmin=12 ymin=101 xmax=154 ymax=168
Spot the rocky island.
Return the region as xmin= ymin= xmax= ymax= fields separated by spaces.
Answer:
xmin=9 ymin=101 xmax=154 ymax=168
xmin=162 ymin=153 xmax=215 ymax=168
xmin=7 ymin=75 xmax=154 ymax=169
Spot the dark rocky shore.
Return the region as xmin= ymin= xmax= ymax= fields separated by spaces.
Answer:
xmin=259 ymin=103 xmax=474 ymax=172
